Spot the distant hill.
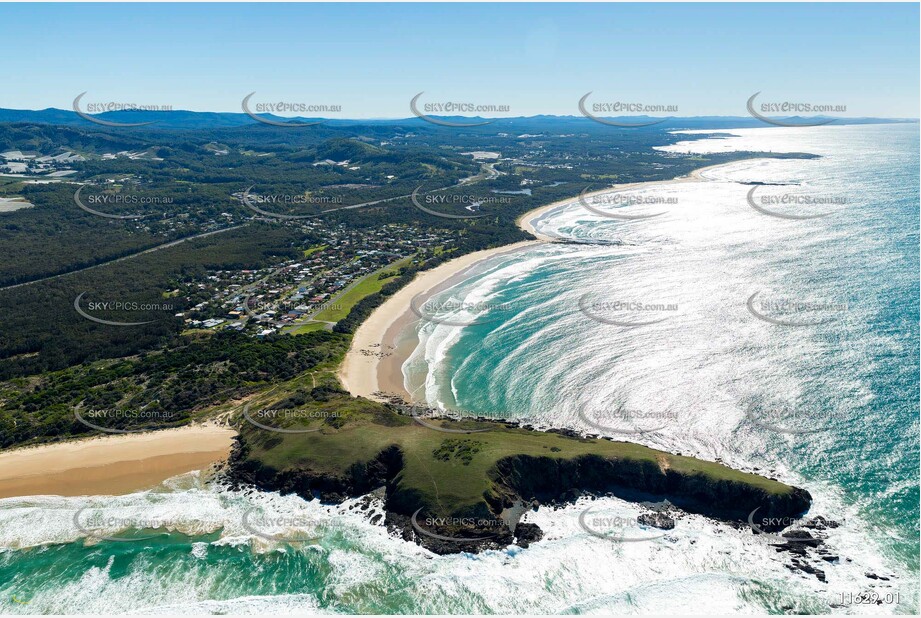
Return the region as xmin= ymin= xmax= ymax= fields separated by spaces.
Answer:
xmin=0 ymin=123 xmax=152 ymax=155
xmin=313 ymin=137 xmax=386 ymax=162
xmin=0 ymin=107 xmax=915 ymax=132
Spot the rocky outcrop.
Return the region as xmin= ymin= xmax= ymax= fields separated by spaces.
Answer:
xmin=227 ymin=438 xmax=404 ymax=503
xmin=228 ymin=442 xmax=812 ymax=555
xmin=637 ymin=512 xmax=676 ymax=530
xmin=485 ymin=454 xmax=811 ymax=531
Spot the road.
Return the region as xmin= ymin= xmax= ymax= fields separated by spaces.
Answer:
xmin=0 ymin=224 xmax=247 ymax=293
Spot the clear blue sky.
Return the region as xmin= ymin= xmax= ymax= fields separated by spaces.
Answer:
xmin=1 ymin=2 xmax=918 ymax=118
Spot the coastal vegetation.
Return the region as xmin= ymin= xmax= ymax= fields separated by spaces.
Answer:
xmin=229 ymin=396 xmax=811 ymax=553
xmin=0 ymin=329 xmax=348 ymax=448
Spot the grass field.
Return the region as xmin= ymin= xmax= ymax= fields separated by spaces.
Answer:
xmin=233 ymin=247 xmax=802 ymax=526
xmin=239 ymin=401 xmax=799 ymax=519
xmin=282 ymin=321 xmax=329 ymax=335
xmin=280 ymin=254 xmax=414 ymax=335
xmin=309 ymin=254 xmax=415 ymax=323
xmin=302 ymin=244 xmax=328 ymax=257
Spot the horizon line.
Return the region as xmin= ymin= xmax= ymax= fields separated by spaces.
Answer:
xmin=2 ymin=106 xmax=918 ymax=123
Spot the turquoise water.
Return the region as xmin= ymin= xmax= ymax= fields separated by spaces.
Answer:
xmin=1 ymin=124 xmax=917 ymax=614
xmin=407 ymin=124 xmax=919 ymax=611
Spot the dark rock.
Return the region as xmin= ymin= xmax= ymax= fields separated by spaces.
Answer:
xmin=790 ymin=559 xmax=827 ymax=582
xmin=637 ymin=512 xmax=676 ymax=530
xmin=775 ymin=543 xmax=809 ymax=556
xmin=544 ymin=427 xmax=582 ymax=439
xmin=226 ymin=439 xmax=404 ymax=503
xmin=803 ymin=515 xmax=841 ymax=530
xmin=782 ymin=530 xmax=823 ymax=547
xmin=810 ymin=567 xmax=827 ymax=583
xmin=558 ymin=488 xmax=582 ymax=503
xmin=488 ymin=454 xmax=812 ymax=527
xmin=384 ymin=511 xmax=512 ymax=556
xmin=515 ymin=523 xmax=543 ymax=548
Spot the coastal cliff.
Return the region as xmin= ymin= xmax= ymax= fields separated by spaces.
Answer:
xmin=227 ymin=401 xmax=811 ymax=555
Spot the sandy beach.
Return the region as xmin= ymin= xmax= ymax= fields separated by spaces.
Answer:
xmin=339 ymin=162 xmax=735 ymax=402
xmin=0 ymin=424 xmax=236 ymax=498
xmin=338 ymin=239 xmax=541 ymax=399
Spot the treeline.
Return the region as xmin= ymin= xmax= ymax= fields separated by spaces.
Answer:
xmin=0 ymin=123 xmax=152 ymax=157
xmin=0 ymin=329 xmax=348 ymax=448
xmin=0 ymin=223 xmax=308 ymax=380
xmin=333 ymin=265 xmax=421 ymax=334
xmin=0 ymin=133 xmax=479 ymax=286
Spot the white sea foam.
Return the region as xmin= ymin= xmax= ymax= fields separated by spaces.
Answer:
xmin=0 ymin=470 xmax=911 ymax=614
xmin=402 ymin=124 xmax=918 ymax=613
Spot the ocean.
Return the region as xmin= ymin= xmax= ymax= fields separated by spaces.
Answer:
xmin=1 ymin=123 xmax=917 ymax=614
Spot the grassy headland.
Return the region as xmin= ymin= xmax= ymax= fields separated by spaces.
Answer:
xmin=230 ymin=391 xmax=811 ymax=553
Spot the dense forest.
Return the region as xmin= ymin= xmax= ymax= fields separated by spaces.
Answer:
xmin=0 ymin=329 xmax=348 ymax=448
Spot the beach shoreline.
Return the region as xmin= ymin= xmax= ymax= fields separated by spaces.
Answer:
xmin=338 ymin=161 xmax=740 ymax=403
xmin=0 ymin=161 xmax=743 ymax=499
xmin=338 ymin=239 xmax=542 ymax=400
xmin=0 ymin=424 xmax=236 ymax=499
